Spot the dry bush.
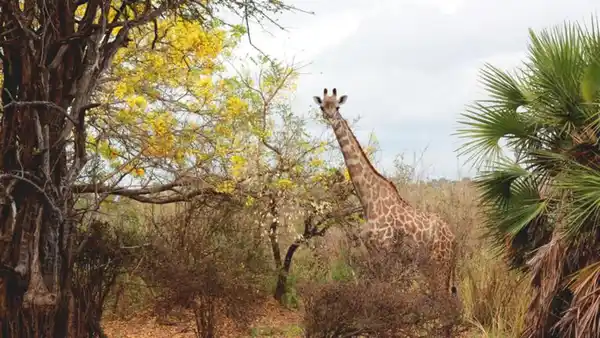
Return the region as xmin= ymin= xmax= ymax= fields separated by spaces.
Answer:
xmin=134 ymin=199 xmax=273 ymax=337
xmin=72 ymin=218 xmax=144 ymax=336
xmin=301 ymin=242 xmax=465 ymax=338
xmin=303 ymin=281 xmax=456 ymax=338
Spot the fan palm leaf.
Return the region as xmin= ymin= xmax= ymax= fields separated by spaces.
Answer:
xmin=554 ymin=161 xmax=600 ymax=237
xmin=473 ymin=160 xmax=551 ymax=268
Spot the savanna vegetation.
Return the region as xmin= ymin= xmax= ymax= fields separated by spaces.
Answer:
xmin=0 ymin=0 xmax=598 ymax=337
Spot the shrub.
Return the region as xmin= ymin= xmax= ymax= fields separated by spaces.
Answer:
xmin=73 ymin=219 xmax=145 ymax=336
xmin=302 ymin=243 xmax=465 ymax=337
xmin=135 ymin=200 xmax=273 ymax=337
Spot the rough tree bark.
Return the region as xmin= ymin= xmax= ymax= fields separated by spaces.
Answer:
xmin=0 ymin=1 xmax=89 ymax=335
xmin=0 ymin=0 xmax=138 ymax=334
xmin=273 ymin=240 xmax=301 ymax=303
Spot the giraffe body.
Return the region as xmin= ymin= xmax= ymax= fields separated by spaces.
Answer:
xmin=312 ymin=88 xmax=458 ymax=297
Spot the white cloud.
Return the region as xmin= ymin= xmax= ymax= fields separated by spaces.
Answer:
xmin=233 ymin=3 xmax=370 ymax=63
xmin=379 ymin=0 xmax=467 ymax=16
xmin=231 ymin=0 xmax=600 ymax=179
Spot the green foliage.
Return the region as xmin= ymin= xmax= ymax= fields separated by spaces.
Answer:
xmin=329 ymin=256 xmax=356 ymax=282
xmin=281 ymin=274 xmax=300 ymax=309
xmin=249 ymin=323 xmax=304 ymax=337
xmin=456 ymin=16 xmax=600 ymax=253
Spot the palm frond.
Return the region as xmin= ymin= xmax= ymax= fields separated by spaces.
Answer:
xmin=521 ymin=232 xmax=569 ymax=338
xmin=579 ymin=14 xmax=600 ymax=54
xmin=478 ymin=63 xmax=528 ymax=110
xmin=526 ymin=22 xmax=584 ymax=105
xmin=474 ymin=160 xmax=532 ymax=208
xmin=554 ymin=162 xmax=600 ymax=237
xmin=524 ymin=149 xmax=570 ymax=180
xmin=580 ymin=60 xmax=600 ymax=103
xmin=474 ymin=160 xmax=549 ymax=262
xmin=522 ymin=21 xmax=600 ymax=137
xmin=579 ymin=14 xmax=600 ymax=104
xmin=459 ymin=14 xmax=600 ymax=338
xmin=456 ymin=102 xmax=532 ymax=168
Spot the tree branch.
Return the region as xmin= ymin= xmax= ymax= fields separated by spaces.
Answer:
xmin=71 ymin=180 xmax=232 ymax=204
xmin=2 ymin=100 xmax=76 ymax=124
xmin=0 ymin=173 xmax=64 ymax=222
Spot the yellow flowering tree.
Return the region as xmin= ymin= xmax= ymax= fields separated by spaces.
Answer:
xmin=196 ymin=58 xmax=364 ymax=304
xmin=82 ymin=17 xmax=248 ymax=193
xmin=78 ymin=13 xmax=363 ymax=305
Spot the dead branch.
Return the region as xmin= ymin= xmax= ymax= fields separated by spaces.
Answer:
xmin=0 ymin=173 xmax=63 ymax=222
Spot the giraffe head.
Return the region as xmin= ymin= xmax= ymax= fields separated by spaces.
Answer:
xmin=313 ymin=87 xmax=348 ymax=120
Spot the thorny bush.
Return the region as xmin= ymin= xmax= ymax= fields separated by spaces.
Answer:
xmin=136 ymin=199 xmax=273 ymax=338
xmin=302 ymin=241 xmax=465 ymax=337
xmin=71 ymin=219 xmax=143 ymax=337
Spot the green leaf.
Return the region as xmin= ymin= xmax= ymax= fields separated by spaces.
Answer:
xmin=554 ymin=161 xmax=600 ymax=237
xmin=581 ymin=60 xmax=600 ymax=103
xmin=478 ymin=63 xmax=528 ymax=110
xmin=456 ymin=102 xmax=531 ymax=168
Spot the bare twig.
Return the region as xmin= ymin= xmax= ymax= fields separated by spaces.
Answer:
xmin=2 ymin=101 xmax=75 ymax=124
xmin=0 ymin=173 xmax=63 ymax=222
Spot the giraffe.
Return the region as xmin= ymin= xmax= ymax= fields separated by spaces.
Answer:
xmin=312 ymin=88 xmax=458 ymax=299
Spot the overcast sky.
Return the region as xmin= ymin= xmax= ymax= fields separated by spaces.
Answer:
xmin=233 ymin=0 xmax=600 ymax=180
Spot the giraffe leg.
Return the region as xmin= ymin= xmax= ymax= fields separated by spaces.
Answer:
xmin=449 ymin=240 xmax=459 ymax=299
xmin=432 ymin=259 xmax=460 ymax=338
xmin=427 ymin=257 xmax=453 ymax=297
xmin=448 ymin=262 xmax=458 ymax=298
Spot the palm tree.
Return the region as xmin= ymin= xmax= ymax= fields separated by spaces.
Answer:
xmin=457 ymin=16 xmax=600 ymax=338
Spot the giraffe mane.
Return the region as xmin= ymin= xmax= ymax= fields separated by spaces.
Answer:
xmin=341 ymin=118 xmax=410 ymax=206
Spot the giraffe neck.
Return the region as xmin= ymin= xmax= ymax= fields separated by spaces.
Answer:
xmin=329 ymin=113 xmax=400 ymax=214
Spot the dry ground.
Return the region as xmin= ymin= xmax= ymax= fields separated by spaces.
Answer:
xmin=102 ymin=299 xmax=304 ymax=338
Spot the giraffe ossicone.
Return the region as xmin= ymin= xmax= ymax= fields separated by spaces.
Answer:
xmin=313 ymin=87 xmax=348 ymax=119
xmin=313 ymin=87 xmax=459 ymax=300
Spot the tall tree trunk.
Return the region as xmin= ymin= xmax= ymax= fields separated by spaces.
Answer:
xmin=0 ymin=29 xmax=71 ymax=338
xmin=0 ymin=1 xmax=196 ymax=335
xmin=274 ymin=242 xmax=300 ymax=303
xmin=0 ymin=1 xmax=91 ymax=336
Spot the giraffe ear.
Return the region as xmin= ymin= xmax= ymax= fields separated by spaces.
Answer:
xmin=313 ymin=96 xmax=322 ymax=105
xmin=338 ymin=95 xmax=348 ymax=105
